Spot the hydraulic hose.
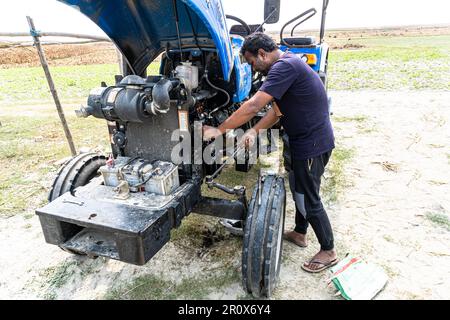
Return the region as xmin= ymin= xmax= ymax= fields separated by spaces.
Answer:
xmin=204 ymin=70 xmax=231 ymax=117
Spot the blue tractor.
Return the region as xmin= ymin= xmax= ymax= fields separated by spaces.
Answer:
xmin=36 ymin=0 xmax=330 ymax=298
xmin=279 ymin=0 xmax=330 ymax=89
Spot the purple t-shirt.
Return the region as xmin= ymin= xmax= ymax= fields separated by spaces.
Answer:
xmin=259 ymin=52 xmax=334 ymax=160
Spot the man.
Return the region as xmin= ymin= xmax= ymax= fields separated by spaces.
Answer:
xmin=203 ymin=33 xmax=338 ymax=273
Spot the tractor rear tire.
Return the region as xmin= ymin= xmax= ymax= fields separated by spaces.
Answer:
xmin=242 ymin=174 xmax=286 ymax=298
xmin=48 ymin=152 xmax=106 ymax=202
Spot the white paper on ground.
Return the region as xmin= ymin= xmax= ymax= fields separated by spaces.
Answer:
xmin=329 ymin=255 xmax=388 ymax=300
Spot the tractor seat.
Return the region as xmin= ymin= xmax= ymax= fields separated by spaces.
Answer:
xmin=282 ymin=36 xmax=316 ymax=46
xmin=230 ymin=24 xmax=264 ymax=38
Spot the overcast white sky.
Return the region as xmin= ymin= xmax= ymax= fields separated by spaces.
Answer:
xmin=0 ymin=0 xmax=449 ymax=36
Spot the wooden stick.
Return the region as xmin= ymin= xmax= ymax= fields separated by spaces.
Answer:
xmin=0 ymin=40 xmax=108 ymax=49
xmin=0 ymin=31 xmax=110 ymax=42
xmin=27 ymin=16 xmax=77 ymax=156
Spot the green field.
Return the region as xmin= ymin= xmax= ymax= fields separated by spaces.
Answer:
xmin=0 ymin=34 xmax=449 ymax=106
xmin=0 ymin=63 xmax=161 ymax=105
xmin=328 ymin=35 xmax=450 ymax=90
xmin=0 ymin=107 xmax=110 ymax=215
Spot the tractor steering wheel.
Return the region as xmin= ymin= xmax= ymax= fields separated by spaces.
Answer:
xmin=226 ymin=15 xmax=252 ymax=36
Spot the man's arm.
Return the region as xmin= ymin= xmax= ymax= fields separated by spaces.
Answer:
xmin=216 ymin=90 xmax=274 ymax=134
xmin=238 ymin=104 xmax=281 ymax=148
xmin=252 ymin=107 xmax=279 ymax=133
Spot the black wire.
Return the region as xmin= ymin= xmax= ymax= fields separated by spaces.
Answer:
xmin=117 ymin=156 xmax=140 ymax=182
xmin=204 ymin=70 xmax=231 ymax=117
xmin=135 ymin=160 xmax=152 ymax=183
xmin=132 ymin=170 xmax=156 ymax=188
xmin=172 ymin=0 xmax=183 ymax=61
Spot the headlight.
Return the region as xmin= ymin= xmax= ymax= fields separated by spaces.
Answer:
xmin=298 ymin=53 xmax=318 ymax=65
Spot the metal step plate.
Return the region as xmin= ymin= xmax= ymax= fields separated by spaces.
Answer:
xmin=62 ymin=228 xmax=120 ymax=260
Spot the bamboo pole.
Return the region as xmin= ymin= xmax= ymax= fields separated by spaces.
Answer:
xmin=0 ymin=40 xmax=108 ymax=48
xmin=0 ymin=31 xmax=110 ymax=42
xmin=26 ymin=16 xmax=77 ymax=156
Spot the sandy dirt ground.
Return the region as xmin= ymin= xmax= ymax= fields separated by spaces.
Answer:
xmin=278 ymin=90 xmax=450 ymax=300
xmin=0 ymin=90 xmax=449 ymax=300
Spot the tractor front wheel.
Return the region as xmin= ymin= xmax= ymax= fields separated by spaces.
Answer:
xmin=48 ymin=152 xmax=106 ymax=202
xmin=242 ymin=174 xmax=286 ymax=298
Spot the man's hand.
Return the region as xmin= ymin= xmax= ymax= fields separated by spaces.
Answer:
xmin=238 ymin=128 xmax=257 ymax=149
xmin=203 ymin=125 xmax=223 ymax=141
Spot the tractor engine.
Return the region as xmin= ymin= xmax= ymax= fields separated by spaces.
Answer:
xmin=76 ymin=73 xmax=211 ymax=123
xmin=74 ymin=52 xmax=243 ymax=187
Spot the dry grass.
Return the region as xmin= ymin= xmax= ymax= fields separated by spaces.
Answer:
xmin=371 ymin=161 xmax=399 ymax=173
xmin=0 ymin=106 xmax=111 ymax=217
xmin=0 ymin=43 xmax=118 ymax=68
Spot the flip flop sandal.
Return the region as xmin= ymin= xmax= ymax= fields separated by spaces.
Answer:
xmin=301 ymin=258 xmax=339 ymax=273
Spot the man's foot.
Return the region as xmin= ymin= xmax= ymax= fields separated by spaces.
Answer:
xmin=283 ymin=230 xmax=308 ymax=248
xmin=301 ymin=249 xmax=338 ymax=273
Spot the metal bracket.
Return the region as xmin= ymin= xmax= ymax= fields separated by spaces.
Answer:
xmin=113 ymin=180 xmax=131 ymax=200
xmin=30 ymin=29 xmax=41 ymax=38
xmin=204 ymin=175 xmax=248 ymax=218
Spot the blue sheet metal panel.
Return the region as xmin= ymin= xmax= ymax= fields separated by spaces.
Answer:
xmin=230 ymin=36 xmax=251 ymax=102
xmin=59 ymin=0 xmax=234 ymax=81
xmin=279 ymin=45 xmax=323 ymax=72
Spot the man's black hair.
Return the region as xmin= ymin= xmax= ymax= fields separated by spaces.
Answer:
xmin=240 ymin=32 xmax=278 ymax=56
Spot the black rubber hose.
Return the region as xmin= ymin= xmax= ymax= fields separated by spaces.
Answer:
xmin=149 ymin=78 xmax=179 ymax=114
xmin=204 ymin=70 xmax=231 ymax=117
